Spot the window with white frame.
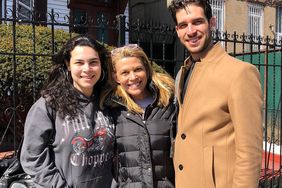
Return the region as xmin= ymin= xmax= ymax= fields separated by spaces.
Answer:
xmin=18 ymin=0 xmax=33 ymax=20
xmin=248 ymin=3 xmax=263 ymax=50
xmin=276 ymin=6 xmax=282 ymax=44
xmin=210 ymin=0 xmax=224 ymax=33
xmin=248 ymin=3 xmax=263 ymax=38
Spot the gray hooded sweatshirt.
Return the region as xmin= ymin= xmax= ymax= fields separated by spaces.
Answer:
xmin=20 ymin=94 xmax=115 ymax=188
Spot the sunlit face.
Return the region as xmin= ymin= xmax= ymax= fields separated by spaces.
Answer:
xmin=113 ymin=57 xmax=149 ymax=101
xmin=67 ymin=46 xmax=101 ymax=97
xmin=175 ymin=5 xmax=215 ymax=56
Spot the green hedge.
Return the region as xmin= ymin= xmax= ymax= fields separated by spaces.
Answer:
xmin=0 ymin=24 xmax=72 ymax=137
xmin=0 ymin=24 xmax=169 ymax=149
xmin=0 ymin=24 xmax=71 ymax=100
xmin=0 ymin=24 xmax=167 ymax=101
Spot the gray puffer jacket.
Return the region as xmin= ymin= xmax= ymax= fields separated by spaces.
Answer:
xmin=110 ymin=85 xmax=176 ymax=188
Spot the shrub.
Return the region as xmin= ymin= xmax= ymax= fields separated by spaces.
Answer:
xmin=0 ymin=24 xmax=71 ymax=145
xmin=0 ymin=24 xmax=72 ymax=99
xmin=0 ymin=24 xmax=168 ymax=148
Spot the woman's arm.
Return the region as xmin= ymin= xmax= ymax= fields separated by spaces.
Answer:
xmin=20 ymin=98 xmax=69 ymax=188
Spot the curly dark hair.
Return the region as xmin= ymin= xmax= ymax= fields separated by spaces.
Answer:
xmin=168 ymin=0 xmax=212 ymax=24
xmin=41 ymin=34 xmax=110 ymax=118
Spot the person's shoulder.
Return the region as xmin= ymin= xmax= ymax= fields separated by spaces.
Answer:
xmin=232 ymin=56 xmax=257 ymax=71
xmin=25 ymin=97 xmax=52 ymax=124
xmin=223 ymin=53 xmax=257 ymax=70
xmin=222 ymin=57 xmax=261 ymax=86
xmin=27 ymin=97 xmax=54 ymax=118
xmin=30 ymin=97 xmax=47 ymax=109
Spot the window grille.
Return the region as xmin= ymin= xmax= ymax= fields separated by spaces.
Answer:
xmin=277 ymin=6 xmax=282 ymax=44
xmin=210 ymin=0 xmax=224 ymax=46
xmin=248 ymin=3 xmax=263 ymax=50
xmin=18 ymin=0 xmax=33 ymax=20
xmin=248 ymin=3 xmax=263 ymax=38
xmin=210 ymin=0 xmax=224 ymax=33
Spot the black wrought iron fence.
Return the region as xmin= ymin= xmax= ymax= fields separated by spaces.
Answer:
xmin=213 ymin=31 xmax=282 ymax=188
xmin=0 ymin=9 xmax=281 ymax=188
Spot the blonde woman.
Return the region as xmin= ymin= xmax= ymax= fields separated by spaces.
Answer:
xmin=101 ymin=44 xmax=176 ymax=187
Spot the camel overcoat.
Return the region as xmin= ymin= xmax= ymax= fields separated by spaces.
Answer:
xmin=174 ymin=43 xmax=263 ymax=188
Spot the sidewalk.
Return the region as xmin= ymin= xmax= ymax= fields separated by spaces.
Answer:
xmin=262 ymin=141 xmax=281 ymax=170
xmin=260 ymin=141 xmax=281 ymax=187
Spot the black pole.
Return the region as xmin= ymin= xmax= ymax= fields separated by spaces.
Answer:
xmin=12 ymin=0 xmax=16 ymax=18
xmin=116 ymin=14 xmax=126 ymax=47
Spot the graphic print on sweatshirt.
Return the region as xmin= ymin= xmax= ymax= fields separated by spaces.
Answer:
xmin=61 ymin=111 xmax=114 ymax=168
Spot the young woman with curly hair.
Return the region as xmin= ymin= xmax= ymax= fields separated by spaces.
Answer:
xmin=20 ymin=35 xmax=116 ymax=188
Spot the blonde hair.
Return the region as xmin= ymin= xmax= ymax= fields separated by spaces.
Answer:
xmin=100 ymin=45 xmax=174 ymax=114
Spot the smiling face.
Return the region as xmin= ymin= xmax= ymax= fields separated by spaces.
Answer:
xmin=67 ymin=46 xmax=101 ymax=97
xmin=113 ymin=57 xmax=149 ymax=101
xmin=175 ymin=4 xmax=215 ymax=57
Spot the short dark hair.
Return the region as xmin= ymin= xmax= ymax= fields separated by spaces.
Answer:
xmin=168 ymin=0 xmax=213 ymax=24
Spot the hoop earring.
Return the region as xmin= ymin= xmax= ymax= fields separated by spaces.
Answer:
xmin=59 ymin=66 xmax=70 ymax=82
xmin=99 ymin=69 xmax=105 ymax=82
xmin=66 ymin=71 xmax=71 ymax=82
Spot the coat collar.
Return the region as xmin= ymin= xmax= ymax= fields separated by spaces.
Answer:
xmin=176 ymin=42 xmax=226 ymax=105
xmin=184 ymin=42 xmax=226 ymax=66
